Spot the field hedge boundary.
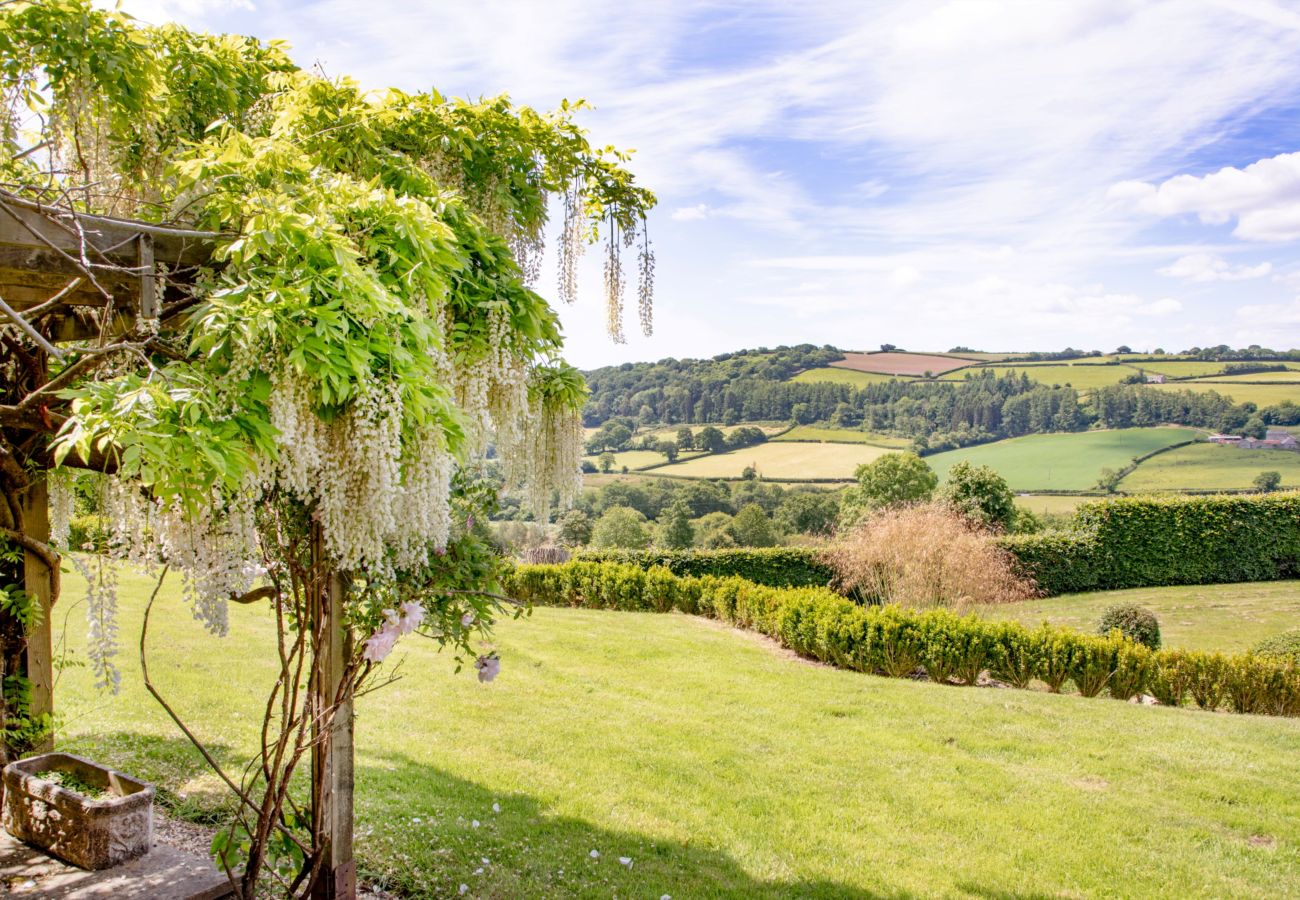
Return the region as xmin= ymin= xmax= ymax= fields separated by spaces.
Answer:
xmin=580 ymin=493 xmax=1300 ymax=596
xmin=506 ymin=560 xmax=1300 ymax=719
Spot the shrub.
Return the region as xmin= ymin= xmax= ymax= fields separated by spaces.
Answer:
xmin=504 ymin=560 xmax=1299 ymax=719
xmin=822 ymin=503 xmax=1038 ymax=609
xmin=1095 ymin=604 xmax=1161 ymax=649
xmin=574 ymin=548 xmax=833 ymax=588
xmin=1253 ymin=628 xmax=1300 ymax=664
xmin=590 ymin=507 xmax=650 ymax=550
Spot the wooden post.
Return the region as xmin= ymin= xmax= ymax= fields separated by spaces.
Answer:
xmin=310 ymin=527 xmax=355 ymax=900
xmin=21 ymin=478 xmax=54 ymax=753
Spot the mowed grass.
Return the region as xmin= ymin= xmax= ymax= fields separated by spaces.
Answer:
xmin=659 ymin=441 xmax=894 ymax=480
xmin=1122 ymin=442 xmax=1300 ymax=491
xmin=773 ymin=425 xmax=911 ymax=447
xmin=1155 ymin=380 xmax=1300 ymax=408
xmin=56 ymin=566 xmax=1300 ymax=898
xmin=790 ymin=367 xmax=906 ymax=387
xmin=925 ymin=427 xmax=1201 ymax=491
xmin=982 ymin=580 xmax=1300 ymax=654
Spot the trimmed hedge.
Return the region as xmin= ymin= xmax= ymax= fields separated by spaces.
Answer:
xmin=578 ymin=494 xmax=1300 ymax=597
xmin=573 ymin=548 xmax=835 ymax=589
xmin=507 ymin=560 xmax=1300 ymax=719
xmin=1007 ymin=493 xmax=1300 ymax=594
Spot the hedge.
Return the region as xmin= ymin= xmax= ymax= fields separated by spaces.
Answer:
xmin=507 ymin=560 xmax=1300 ymax=719
xmin=573 ymin=548 xmax=835 ymax=589
xmin=580 ymin=494 xmax=1300 ymax=597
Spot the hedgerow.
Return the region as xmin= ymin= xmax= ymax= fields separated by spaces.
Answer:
xmin=506 ymin=560 xmax=1300 ymax=719
xmin=584 ymin=493 xmax=1300 ymax=598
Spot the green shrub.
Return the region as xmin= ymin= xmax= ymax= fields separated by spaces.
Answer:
xmin=1096 ymin=604 xmax=1161 ymax=650
xmin=1253 ymin=628 xmax=1300 ymax=664
xmin=575 ymin=548 xmax=834 ymax=588
xmin=68 ymin=514 xmax=109 ymax=552
xmin=504 ymin=560 xmax=1299 ymax=719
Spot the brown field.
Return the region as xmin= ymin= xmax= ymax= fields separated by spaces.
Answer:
xmin=831 ymin=351 xmax=974 ymax=376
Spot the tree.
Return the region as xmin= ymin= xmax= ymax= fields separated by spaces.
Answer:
xmin=880 ymin=343 xmax=898 ymax=352
xmin=940 ymin=462 xmax=1017 ymax=531
xmin=698 ymin=426 xmax=726 ymax=454
xmin=729 ymin=504 xmax=777 ymax=547
xmin=842 ymin=452 xmax=937 ymax=522
xmin=775 ymin=491 xmax=839 ymax=536
xmin=676 ymin=426 xmax=695 ymax=450
xmin=1255 ymin=471 xmax=1283 ymax=493
xmin=591 ymin=507 xmax=651 ymax=549
xmin=694 ymin=512 xmax=737 ymax=549
xmin=657 ymin=500 xmax=694 ymax=549
xmin=659 ymin=439 xmax=679 ymax=462
xmin=599 ymin=452 xmax=616 ymax=473
xmin=556 ymin=509 xmax=593 ymax=547
xmin=1116 ymin=345 xmax=1132 ymax=354
xmin=1243 ymin=415 xmax=1267 ymax=439
xmin=1096 ymin=468 xmax=1122 ymax=493
xmin=0 ymin=4 xmax=657 ymax=894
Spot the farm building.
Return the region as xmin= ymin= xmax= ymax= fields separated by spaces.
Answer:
xmin=1145 ymin=373 xmax=1167 ymax=383
xmin=1237 ymin=429 xmax=1300 ymax=451
xmin=1208 ymin=434 xmax=1243 ymax=444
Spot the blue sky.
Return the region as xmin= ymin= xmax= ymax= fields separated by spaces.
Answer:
xmin=116 ymin=0 xmax=1300 ymax=367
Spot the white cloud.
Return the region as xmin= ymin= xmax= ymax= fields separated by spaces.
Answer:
xmin=1158 ymin=253 xmax=1273 ymax=282
xmin=1114 ymin=152 xmax=1300 ymax=241
xmin=671 ymin=204 xmax=711 ymax=222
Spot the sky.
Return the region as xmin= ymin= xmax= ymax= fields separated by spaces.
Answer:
xmin=111 ymin=0 xmax=1300 ymax=367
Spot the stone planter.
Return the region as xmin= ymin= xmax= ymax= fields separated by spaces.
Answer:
xmin=2 ymin=752 xmax=154 ymax=870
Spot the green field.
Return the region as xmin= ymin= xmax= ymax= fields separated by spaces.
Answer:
xmin=583 ymin=449 xmax=680 ymax=470
xmin=924 ymin=427 xmax=1201 ymax=491
xmin=1131 ymin=360 xmax=1232 ymax=378
xmin=773 ymin=425 xmax=911 ymax=447
xmin=1014 ymin=493 xmax=1096 ymax=517
xmin=57 ymin=566 xmax=1300 ymax=898
xmin=1156 ymin=380 xmax=1300 ymax=408
xmin=658 ymin=441 xmax=894 ymax=480
xmin=947 ymin=364 xmax=1138 ymax=390
xmin=983 ymin=580 xmax=1300 ymax=654
xmin=790 ymin=367 xmax=906 ymax=387
xmin=1196 ymin=370 xmax=1300 ymax=383
xmin=1122 ymin=442 xmax=1300 ymax=492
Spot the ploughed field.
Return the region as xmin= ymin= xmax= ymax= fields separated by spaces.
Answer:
xmin=58 ymin=566 xmax=1300 ymax=899
xmin=830 ymin=351 xmax=973 ymax=376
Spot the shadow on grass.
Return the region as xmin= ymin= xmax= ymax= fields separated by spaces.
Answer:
xmin=54 ymin=732 xmax=1042 ymax=899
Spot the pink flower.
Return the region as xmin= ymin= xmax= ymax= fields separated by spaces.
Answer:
xmin=475 ymin=655 xmax=500 ymax=683
xmin=362 ymin=627 xmax=399 ymax=663
xmin=398 ymin=601 xmax=425 ymax=635
xmin=461 ymin=611 xmax=476 ymax=628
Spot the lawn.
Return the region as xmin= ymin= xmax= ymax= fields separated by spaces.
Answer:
xmin=789 ymin=367 xmax=905 ymax=387
xmin=772 ymin=425 xmax=911 ymax=447
xmin=1122 ymin=442 xmax=1300 ymax=491
xmin=56 ymin=566 xmax=1300 ymax=898
xmin=924 ymin=427 xmax=1201 ymax=491
xmin=1155 ymin=380 xmax=1300 ymax=407
xmin=982 ymin=580 xmax=1300 ymax=654
xmin=657 ymin=441 xmax=894 ymax=479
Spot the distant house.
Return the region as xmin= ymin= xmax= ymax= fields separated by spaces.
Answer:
xmin=1145 ymin=373 xmax=1166 ymax=384
xmin=1235 ymin=429 xmax=1299 ymax=451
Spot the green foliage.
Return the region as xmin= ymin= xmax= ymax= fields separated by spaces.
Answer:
xmin=1254 ymin=470 xmax=1282 ymax=493
xmin=507 ymin=560 xmax=1299 ymax=719
xmin=574 ymin=548 xmax=834 ymax=588
xmin=1003 ymin=493 xmax=1300 ymax=595
xmin=729 ymin=503 xmax=777 ymax=548
xmin=843 ymin=451 xmax=936 ymax=515
xmin=1096 ymin=604 xmax=1161 ymax=650
xmin=590 ymin=507 xmax=650 ymax=550
xmin=656 ymin=501 xmax=694 ymax=550
xmin=1253 ymin=628 xmax=1300 ymax=664
xmin=555 ymin=509 xmax=592 ymax=548
xmin=939 ymin=461 xmax=1016 ymax=531
xmin=697 ymin=426 xmax=726 ymax=454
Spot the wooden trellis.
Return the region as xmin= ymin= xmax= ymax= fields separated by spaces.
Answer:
xmin=0 ymin=191 xmax=356 ymax=899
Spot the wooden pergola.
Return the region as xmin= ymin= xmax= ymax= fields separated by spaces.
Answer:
xmin=0 ymin=191 xmax=355 ymax=899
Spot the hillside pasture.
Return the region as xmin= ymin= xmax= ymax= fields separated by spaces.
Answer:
xmin=1014 ymin=493 xmax=1095 ymax=517
xmin=1194 ymin=370 xmax=1300 ymax=383
xmin=831 ymin=351 xmax=972 ymax=376
xmin=982 ymin=580 xmax=1300 ymax=654
xmin=658 ymin=441 xmax=894 ymax=480
xmin=945 ymin=364 xmax=1137 ymax=390
xmin=58 ymin=567 xmax=1300 ymax=899
xmin=1128 ymin=360 xmax=1233 ymax=378
xmin=582 ymin=449 xmax=681 ymax=471
xmin=1154 ymin=380 xmax=1300 ymax=408
xmin=773 ymin=425 xmax=912 ymax=447
xmin=938 ymin=351 xmax=1023 ymax=361
xmin=924 ymin=427 xmax=1201 ymax=491
xmin=790 ymin=367 xmax=904 ymax=387
xmin=1122 ymin=442 xmax=1300 ymax=492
